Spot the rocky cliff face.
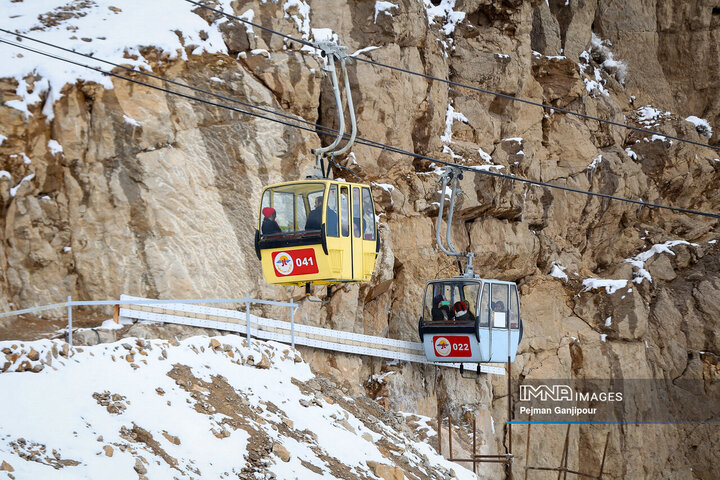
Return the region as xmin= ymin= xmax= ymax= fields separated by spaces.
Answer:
xmin=1 ymin=0 xmax=718 ymax=478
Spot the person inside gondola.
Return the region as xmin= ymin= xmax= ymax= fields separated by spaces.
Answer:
xmin=305 ymin=196 xmax=323 ymax=231
xmin=326 ymin=194 xmax=339 ymax=236
xmin=452 ymin=300 xmax=474 ymax=322
xmin=431 ymin=294 xmax=453 ymax=321
xmin=492 ymin=300 xmax=505 ymax=312
xmin=261 ymin=207 xmax=282 ymax=235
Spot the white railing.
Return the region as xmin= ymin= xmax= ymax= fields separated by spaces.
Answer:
xmin=0 ymin=295 xmax=505 ymax=375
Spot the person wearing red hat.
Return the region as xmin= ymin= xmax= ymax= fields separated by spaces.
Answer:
xmin=452 ymin=300 xmax=473 ymax=322
xmin=261 ymin=207 xmax=282 ymax=235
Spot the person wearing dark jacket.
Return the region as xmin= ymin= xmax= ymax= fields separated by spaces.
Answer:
xmin=305 ymin=197 xmax=323 ymax=231
xmin=452 ymin=301 xmax=474 ymax=322
xmin=431 ymin=295 xmax=453 ymax=321
xmin=261 ymin=207 xmax=282 ymax=235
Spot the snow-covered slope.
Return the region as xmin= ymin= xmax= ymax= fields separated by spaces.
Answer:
xmin=0 ymin=335 xmax=473 ymax=479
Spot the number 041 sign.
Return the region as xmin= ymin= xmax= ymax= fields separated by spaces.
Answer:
xmin=272 ymin=249 xmax=320 ymax=276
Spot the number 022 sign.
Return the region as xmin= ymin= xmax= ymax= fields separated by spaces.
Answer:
xmin=272 ymin=249 xmax=319 ymax=276
xmin=433 ymin=336 xmax=472 ymax=357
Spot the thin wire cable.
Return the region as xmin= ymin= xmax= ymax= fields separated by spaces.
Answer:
xmin=0 ymin=30 xmax=411 ymax=156
xmin=184 ymin=0 xmax=720 ymax=153
xmin=328 ymin=156 xmax=361 ymax=183
xmin=0 ymin=29 xmax=339 ymax=139
xmin=183 ymin=0 xmax=315 ymax=49
xmin=0 ymin=38 xmax=321 ymax=134
xmin=352 ymin=55 xmax=720 ymax=152
xmin=0 ymin=29 xmax=402 ymax=154
xmin=2 ymin=39 xmax=719 ymax=220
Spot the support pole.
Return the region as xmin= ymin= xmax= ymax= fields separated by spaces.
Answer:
xmin=473 ymin=413 xmax=477 ymax=474
xmin=67 ymin=296 xmax=72 ymax=348
xmin=524 ymin=414 xmax=532 ymax=480
xmin=598 ymin=432 xmax=609 ymax=479
xmin=508 ymin=356 xmax=513 ymax=478
xmin=558 ymin=424 xmax=571 ymax=480
xmin=290 ymin=299 xmax=296 ymax=350
xmin=449 ymin=416 xmax=453 ymax=459
xmin=245 ymin=294 xmax=252 ymax=348
xmin=437 ymin=398 xmax=442 ymax=456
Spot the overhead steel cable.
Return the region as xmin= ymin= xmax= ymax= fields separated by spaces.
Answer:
xmin=2 ymin=39 xmax=719 ymax=220
xmin=0 ymin=38 xmax=323 ymax=135
xmin=0 ymin=29 xmax=404 ymax=155
xmin=0 ymin=30 xmax=406 ymax=154
xmin=351 ymin=56 xmax=720 ymax=152
xmin=0 ymin=29 xmax=341 ymax=141
xmin=182 ymin=0 xmax=720 ymax=153
xmin=183 ymin=0 xmax=316 ymax=49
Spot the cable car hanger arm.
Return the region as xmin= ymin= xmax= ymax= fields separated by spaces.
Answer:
xmin=436 ymin=167 xmax=475 ymax=276
xmin=309 ymin=41 xmax=358 ymax=179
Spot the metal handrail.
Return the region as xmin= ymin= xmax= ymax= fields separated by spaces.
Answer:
xmin=0 ymin=296 xmax=300 ymax=348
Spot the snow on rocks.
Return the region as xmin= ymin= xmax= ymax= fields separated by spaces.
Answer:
xmin=421 ymin=0 xmax=465 ymax=53
xmin=587 ymin=154 xmax=603 ymax=173
xmin=467 ymin=163 xmax=504 ymax=172
xmin=422 ymin=0 xmax=466 ymax=36
xmin=1 ymin=0 xmax=230 ymax=119
xmin=582 ymin=278 xmax=628 ymax=295
xmin=350 ymin=45 xmax=381 ymax=57
xmin=47 ymin=139 xmax=63 ymax=155
xmin=635 ymin=105 xmax=671 ymax=127
xmin=625 ymin=240 xmax=698 ymax=284
xmin=549 ymin=263 xmax=569 ymax=282
xmin=372 ymin=182 xmax=395 ymax=194
xmin=283 ymin=0 xmax=312 ymax=40
xmin=9 ymin=173 xmax=34 ymax=197
xmin=374 ymin=1 xmax=399 ymax=23
xmin=8 ymin=153 xmax=31 ymax=165
xmin=237 ymin=8 xmax=255 ymax=34
xmin=417 ymin=162 xmax=449 ymax=177
xmin=0 ymin=335 xmax=477 ymax=480
xmin=646 ymin=134 xmax=672 ymax=145
xmin=478 ymin=147 xmax=492 ymax=163
xmin=440 ymin=103 xmax=469 ymax=144
xmin=122 ymin=115 xmax=141 ymax=128
xmin=588 ymin=33 xmax=627 ymax=84
xmin=685 ymin=115 xmax=713 ymax=138
xmin=583 ymin=67 xmax=609 ymax=97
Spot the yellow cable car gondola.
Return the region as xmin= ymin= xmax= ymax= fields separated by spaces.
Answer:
xmin=254 ymin=40 xmax=379 ymax=292
xmin=254 ymin=179 xmax=379 ymax=285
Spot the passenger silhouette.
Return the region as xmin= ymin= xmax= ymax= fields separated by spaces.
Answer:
xmin=305 ymin=197 xmax=323 ymax=231
xmin=431 ymin=295 xmax=453 ymax=321
xmin=261 ymin=207 xmax=281 ymax=235
xmin=452 ymin=301 xmax=473 ymax=322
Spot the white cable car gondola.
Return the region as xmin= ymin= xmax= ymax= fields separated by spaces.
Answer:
xmin=418 ymin=277 xmax=522 ymax=363
xmin=417 ymin=168 xmax=523 ymax=368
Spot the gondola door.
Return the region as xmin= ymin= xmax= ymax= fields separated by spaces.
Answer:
xmin=338 ymin=185 xmax=353 ymax=279
xmin=350 ymin=186 xmax=363 ymax=281
xmin=360 ymin=186 xmax=378 ymax=281
xmin=482 ymin=281 xmax=521 ymax=362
